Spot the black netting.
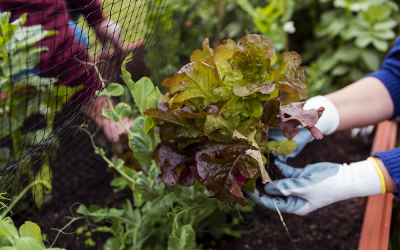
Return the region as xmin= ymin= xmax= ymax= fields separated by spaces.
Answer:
xmin=0 ymin=0 xmax=196 ymax=247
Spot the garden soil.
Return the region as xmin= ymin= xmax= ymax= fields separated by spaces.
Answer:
xmin=203 ymin=130 xmax=373 ymax=250
xmin=13 ymin=122 xmax=372 ymax=249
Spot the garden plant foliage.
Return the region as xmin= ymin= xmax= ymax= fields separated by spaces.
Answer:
xmin=146 ymin=34 xmax=324 ymax=207
xmin=75 ymin=54 xmax=251 ymax=250
xmin=0 ymin=12 xmax=77 ymax=210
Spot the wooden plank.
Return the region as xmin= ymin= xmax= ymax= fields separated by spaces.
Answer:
xmin=358 ymin=121 xmax=397 ymax=250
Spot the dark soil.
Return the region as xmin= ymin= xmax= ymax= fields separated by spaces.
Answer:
xmin=203 ymin=130 xmax=373 ymax=250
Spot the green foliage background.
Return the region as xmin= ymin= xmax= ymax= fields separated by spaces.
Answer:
xmin=144 ymin=0 xmax=400 ymax=97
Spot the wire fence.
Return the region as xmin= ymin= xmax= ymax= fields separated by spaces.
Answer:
xmin=0 ymin=0 xmax=195 ymax=246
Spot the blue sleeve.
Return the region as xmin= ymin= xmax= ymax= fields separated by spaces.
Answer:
xmin=367 ymin=36 xmax=400 ymax=118
xmin=374 ymin=148 xmax=400 ymax=193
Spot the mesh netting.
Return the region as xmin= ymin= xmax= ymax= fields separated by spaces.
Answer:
xmin=0 ymin=0 xmax=195 ymax=247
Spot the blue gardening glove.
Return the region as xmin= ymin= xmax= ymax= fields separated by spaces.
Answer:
xmin=248 ymin=96 xmax=385 ymax=215
xmin=251 ymin=158 xmax=385 ymax=215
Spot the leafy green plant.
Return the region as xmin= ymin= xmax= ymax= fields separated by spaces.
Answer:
xmin=69 ymin=54 xmax=250 ymax=250
xmin=145 ymin=34 xmax=323 ymax=206
xmin=0 ymin=180 xmax=64 ymax=249
xmin=302 ymin=0 xmax=400 ymax=96
xmin=0 ymin=12 xmax=78 ymax=209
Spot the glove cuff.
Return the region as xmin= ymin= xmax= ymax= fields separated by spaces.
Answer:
xmin=303 ymin=95 xmax=340 ymax=135
xmin=341 ymin=158 xmax=383 ymax=198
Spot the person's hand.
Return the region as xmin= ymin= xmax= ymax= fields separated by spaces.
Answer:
xmin=251 ymin=157 xmax=385 ymax=215
xmin=102 ymin=116 xmax=134 ymax=143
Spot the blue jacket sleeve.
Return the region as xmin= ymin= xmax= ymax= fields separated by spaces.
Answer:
xmin=367 ymin=36 xmax=400 ymax=117
xmin=374 ymin=149 xmax=400 ymax=193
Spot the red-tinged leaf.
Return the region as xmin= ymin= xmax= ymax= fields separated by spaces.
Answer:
xmin=178 ymin=166 xmax=199 ymax=187
xmin=279 ymin=102 xmax=320 ymax=128
xmin=159 ymin=122 xmax=203 ymax=142
xmin=190 ymin=38 xmax=214 ymax=63
xmin=144 ymin=108 xmax=191 ymax=128
xmin=215 ymin=39 xmax=240 ymax=52
xmin=262 ymin=99 xmax=280 ymax=128
xmin=280 ymin=82 xmax=300 ymax=105
xmin=278 ymin=119 xmax=300 ymax=141
xmin=173 ymin=105 xmax=218 ymax=118
xmin=231 ymin=35 xmax=308 ymax=97
xmin=310 ymin=126 xmax=323 ymax=139
xmin=197 ymin=153 xmax=248 ymax=207
xmin=233 ymin=169 xmax=246 ymax=188
xmin=278 ymin=102 xmax=325 ymax=140
xmin=212 ymin=50 xmax=234 ymax=82
xmin=153 ymin=142 xmax=197 ymax=187
xmin=162 ymin=62 xmax=224 ymax=107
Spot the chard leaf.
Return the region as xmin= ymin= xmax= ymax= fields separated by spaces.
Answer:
xmin=190 ymin=38 xmax=214 ymax=63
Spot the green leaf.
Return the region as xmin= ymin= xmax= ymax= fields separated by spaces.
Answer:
xmin=331 ymin=65 xmax=349 ymax=76
xmin=102 ymin=109 xmax=119 ymax=122
xmin=372 ymin=38 xmax=388 ymax=52
xmin=0 ymin=220 xmax=19 ymax=239
xmin=167 ymin=225 xmax=196 ymax=250
xmin=361 ymin=49 xmax=380 ymax=71
xmin=144 ymin=116 xmax=155 ymax=135
xmin=132 ymin=77 xmax=157 ymax=114
xmin=203 ymin=114 xmax=233 ymax=142
xmin=0 ymin=47 xmax=47 ymax=77
xmin=231 ymin=35 xmax=308 ymax=97
xmin=373 ymin=29 xmax=396 ymax=40
xmin=334 ymin=44 xmax=360 ymax=63
xmin=15 ymin=237 xmax=46 ymax=250
xmin=114 ymin=103 xmax=131 ymax=117
xmin=0 ymin=117 xmax=20 ymax=140
xmin=355 ymin=36 xmax=372 ymax=48
xmin=103 ymin=238 xmax=121 ymax=250
xmin=162 ymin=62 xmax=222 ymax=107
xmin=32 ymin=163 xmax=53 ymax=209
xmin=374 ymin=20 xmax=398 ymax=30
xmin=129 ymin=117 xmax=153 ymax=163
xmin=107 ymin=83 xmax=124 ymax=97
xmin=19 ymin=222 xmax=42 ymax=242
xmin=13 ymin=25 xmax=57 ymax=49
xmin=263 ymin=139 xmax=297 ymax=155
xmin=190 ymin=38 xmax=214 ymax=63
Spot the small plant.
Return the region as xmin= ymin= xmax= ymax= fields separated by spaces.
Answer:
xmin=70 ymin=54 xmax=250 ymax=249
xmin=145 ymin=34 xmax=324 ymax=206
xmin=0 ymin=12 xmax=77 ymax=209
xmin=0 ymin=181 xmax=64 ymax=249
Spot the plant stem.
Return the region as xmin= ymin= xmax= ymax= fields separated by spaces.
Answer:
xmin=269 ymin=195 xmax=297 ymax=250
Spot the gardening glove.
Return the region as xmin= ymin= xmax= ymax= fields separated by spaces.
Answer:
xmin=251 ymin=157 xmax=386 ymax=216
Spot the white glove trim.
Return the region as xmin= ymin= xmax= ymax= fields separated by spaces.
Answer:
xmin=303 ymin=95 xmax=340 ymax=135
xmin=369 ymin=157 xmax=386 ymax=194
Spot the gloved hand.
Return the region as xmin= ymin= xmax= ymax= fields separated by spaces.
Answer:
xmin=248 ymin=96 xmax=385 ymax=215
xmin=251 ymin=158 xmax=385 ymax=215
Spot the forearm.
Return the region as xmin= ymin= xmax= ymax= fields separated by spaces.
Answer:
xmin=325 ymin=76 xmax=393 ymax=131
